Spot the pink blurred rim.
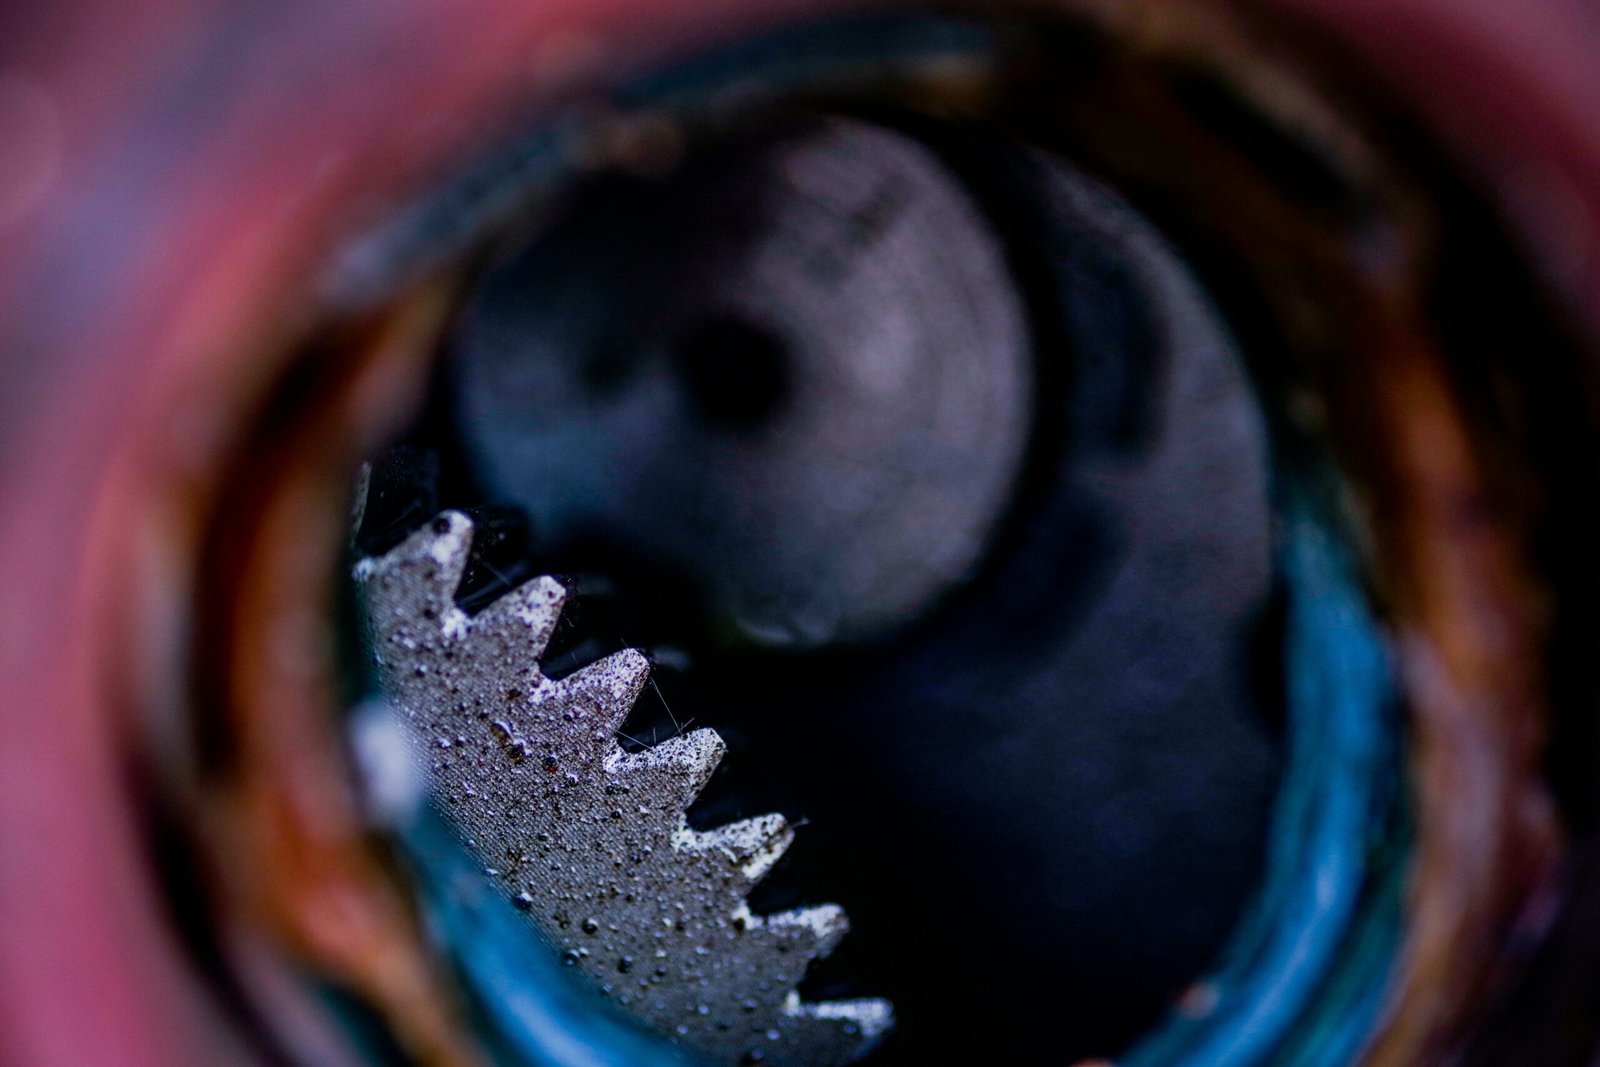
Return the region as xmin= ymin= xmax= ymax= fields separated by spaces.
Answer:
xmin=0 ymin=1 xmax=1595 ymax=1064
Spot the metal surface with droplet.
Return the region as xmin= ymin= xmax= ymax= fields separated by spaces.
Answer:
xmin=356 ymin=513 xmax=892 ymax=1065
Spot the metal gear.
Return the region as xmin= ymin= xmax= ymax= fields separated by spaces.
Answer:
xmin=355 ymin=511 xmax=892 ymax=1066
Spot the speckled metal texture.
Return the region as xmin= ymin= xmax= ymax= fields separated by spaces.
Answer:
xmin=356 ymin=511 xmax=891 ymax=1066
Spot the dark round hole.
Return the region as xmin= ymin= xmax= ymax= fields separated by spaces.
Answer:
xmin=669 ymin=315 xmax=792 ymax=433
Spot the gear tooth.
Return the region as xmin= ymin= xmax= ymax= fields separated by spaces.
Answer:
xmin=354 ymin=513 xmax=475 ymax=652
xmin=764 ymin=903 xmax=850 ymax=959
xmin=349 ymin=462 xmax=371 ymax=545
xmin=607 ymin=728 xmax=725 ymax=806
xmin=473 ymin=574 xmax=568 ymax=658
xmin=563 ymin=649 xmax=651 ymax=731
xmin=685 ymin=813 xmax=794 ymax=883
xmin=781 ymin=993 xmax=896 ymax=1062
xmin=355 ymin=510 xmax=474 ymax=596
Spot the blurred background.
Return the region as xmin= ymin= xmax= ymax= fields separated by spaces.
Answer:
xmin=3 ymin=1 xmax=1600 ymax=1066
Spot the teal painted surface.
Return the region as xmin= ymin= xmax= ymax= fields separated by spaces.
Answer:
xmin=1121 ymin=505 xmax=1405 ymax=1067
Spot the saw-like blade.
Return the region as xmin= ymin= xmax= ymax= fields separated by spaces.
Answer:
xmin=355 ymin=511 xmax=892 ymax=1066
